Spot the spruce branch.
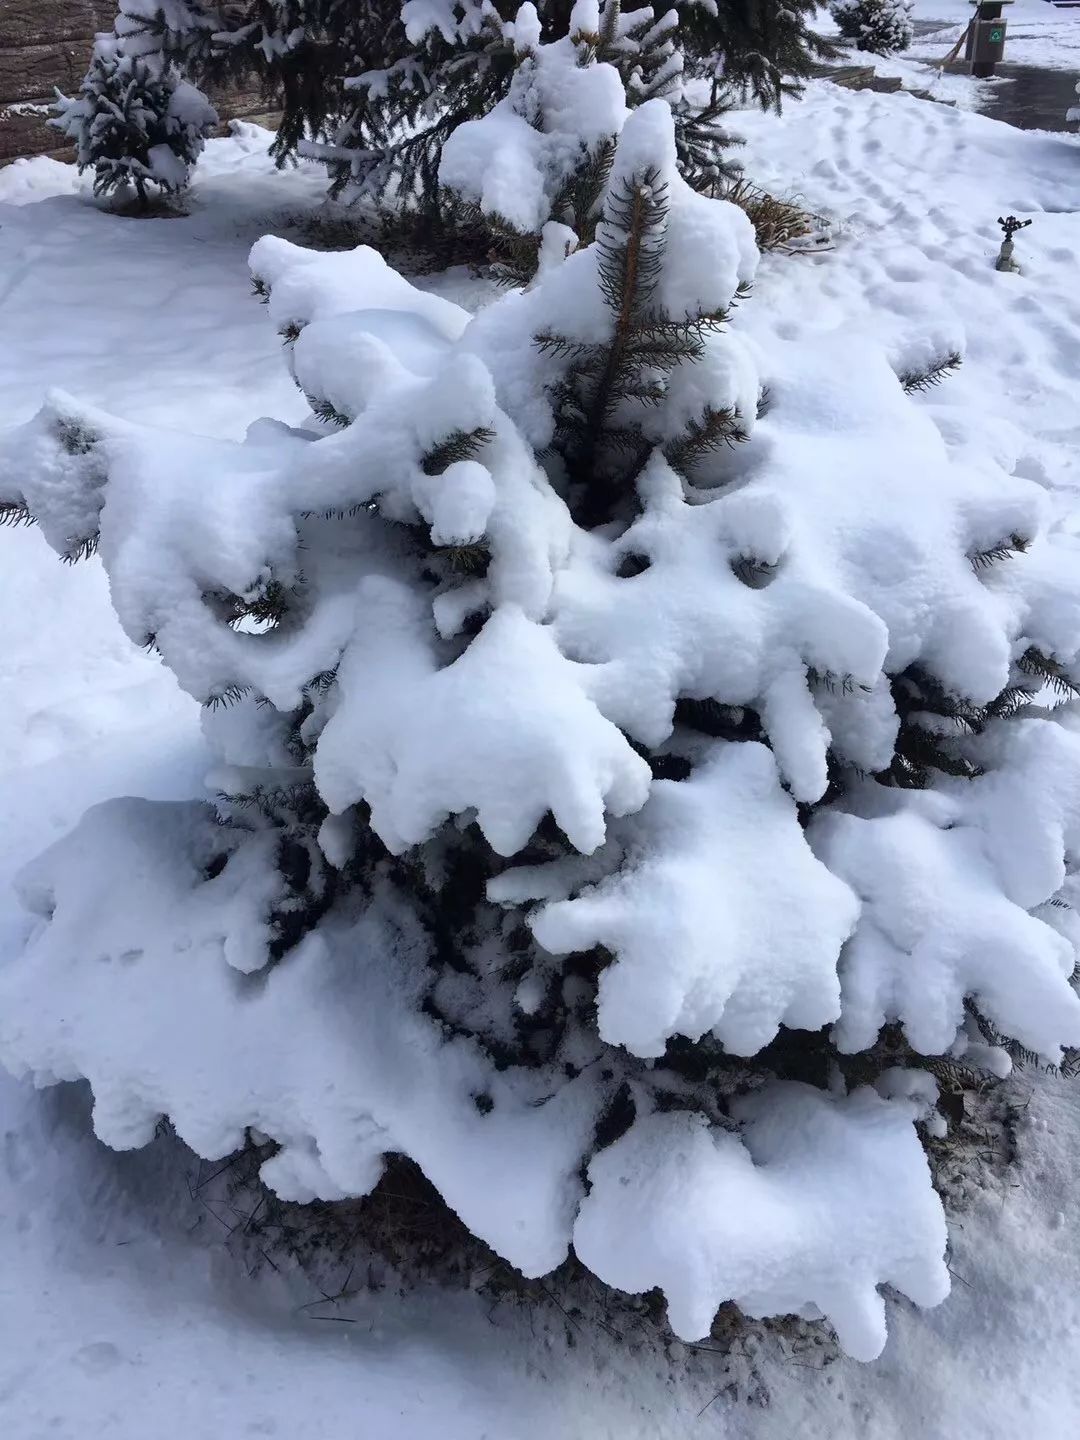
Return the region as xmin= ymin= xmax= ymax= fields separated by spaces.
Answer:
xmin=549 ymin=137 xmax=616 ymax=247
xmin=204 ymin=684 xmax=254 ymax=711
xmin=475 ymin=205 xmax=544 ymax=283
xmin=322 ymin=21 xmax=516 ymax=209
xmin=898 ymin=352 xmax=963 ymax=395
xmin=208 ymin=578 xmax=301 ymax=633
xmin=595 ymin=168 xmax=667 ymax=325
xmin=967 ymin=1005 xmax=1048 ymax=1073
xmin=544 ymin=168 xmax=670 ymax=515
xmin=305 ymin=666 xmax=340 ymax=698
xmin=896 ymin=666 xmax=986 ymax=731
xmin=885 ymin=728 xmax=983 ymax=788
xmin=309 ymin=396 xmax=353 ymax=429
xmin=968 ymin=533 xmax=1030 ymax=571
xmin=1017 ymin=647 xmax=1080 ymax=699
xmin=60 ymin=535 xmax=100 ymax=565
xmin=919 ymin=1056 xmax=988 ymax=1091
xmin=674 ymin=95 xmax=744 ymax=196
xmin=881 ymin=665 xmax=990 ymax=788
xmin=230 ymin=578 xmax=295 ymax=631
xmin=438 ymin=541 xmax=490 ymax=575
xmin=0 ymin=499 xmax=36 ymax=529
xmin=985 ymin=684 xmax=1034 ymax=722
xmin=538 ymin=162 xmax=744 ymax=524
xmin=674 ymin=696 xmax=766 ymax=745
xmin=598 ymin=0 xmax=623 ymax=53
xmin=807 ymin=668 xmax=871 ymax=697
xmin=221 ymin=778 xmax=318 ymax=820
xmin=406 ymin=193 xmax=542 ymax=285
xmin=300 ymin=505 xmax=369 ymax=520
xmin=663 ymin=404 xmax=749 ymax=479
xmin=535 ymin=334 xmax=597 ymax=361
xmin=421 ymin=425 xmax=495 ymax=476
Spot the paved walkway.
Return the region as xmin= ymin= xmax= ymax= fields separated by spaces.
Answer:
xmin=911 ymin=8 xmax=1080 ymax=132
xmin=979 ymin=63 xmax=1079 ymax=131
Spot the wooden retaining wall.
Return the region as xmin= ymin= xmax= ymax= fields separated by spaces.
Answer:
xmin=0 ymin=1 xmax=272 ymax=166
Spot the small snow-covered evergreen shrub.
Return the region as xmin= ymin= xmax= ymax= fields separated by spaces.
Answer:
xmin=831 ymin=0 xmax=913 ymax=56
xmin=53 ymin=35 xmax=217 ymax=205
xmin=1066 ymin=79 xmax=1080 ymax=127
xmin=6 ymin=2 xmax=1080 ymax=1364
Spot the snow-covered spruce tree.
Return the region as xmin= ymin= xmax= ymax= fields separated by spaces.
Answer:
xmin=53 ymin=33 xmax=218 ymax=204
xmin=7 ymin=7 xmax=1080 ymax=1362
xmin=314 ymin=0 xmax=836 ymax=190
xmin=830 ymin=0 xmax=914 ymax=57
xmin=316 ymin=0 xmax=741 ymax=211
xmin=652 ymin=0 xmax=842 ymax=108
xmin=91 ymin=0 xmax=821 ymax=195
xmin=111 ymin=0 xmax=218 ymax=58
xmin=110 ymin=1 xmax=406 ymax=163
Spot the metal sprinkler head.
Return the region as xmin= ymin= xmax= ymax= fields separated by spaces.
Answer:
xmin=995 ymin=216 xmax=1031 ymax=274
xmin=997 ymin=215 xmax=1032 ymax=243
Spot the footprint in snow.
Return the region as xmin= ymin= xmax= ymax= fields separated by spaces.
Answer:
xmin=73 ymin=1341 xmax=123 ymax=1373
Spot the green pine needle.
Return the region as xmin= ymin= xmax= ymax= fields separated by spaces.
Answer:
xmin=899 ymin=351 xmax=963 ymax=395
xmin=421 ymin=425 xmax=496 ymax=477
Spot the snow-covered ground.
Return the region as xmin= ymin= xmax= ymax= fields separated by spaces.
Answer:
xmin=2 ymin=84 xmax=1080 ymax=1434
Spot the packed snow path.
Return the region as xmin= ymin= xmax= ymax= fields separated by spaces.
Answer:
xmin=1 ymin=87 xmax=1079 ymax=1436
xmin=735 ymin=86 xmax=1080 ymax=499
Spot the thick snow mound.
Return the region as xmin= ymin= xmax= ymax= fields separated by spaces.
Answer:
xmin=574 ymin=1083 xmax=949 ymax=1361
xmin=0 ymin=792 xmax=951 ymax=1346
xmin=813 ymin=720 xmax=1080 ymax=1060
xmin=250 ymin=236 xmax=470 ymax=342
xmin=1 ymin=797 xmax=601 ymax=1274
xmin=316 ymin=583 xmax=651 ymax=855
xmin=440 ymin=28 xmax=628 ymax=234
xmin=492 ymin=743 xmax=858 ymax=1056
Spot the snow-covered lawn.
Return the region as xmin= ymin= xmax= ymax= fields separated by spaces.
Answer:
xmin=1 ymin=85 xmax=1079 ymax=1434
